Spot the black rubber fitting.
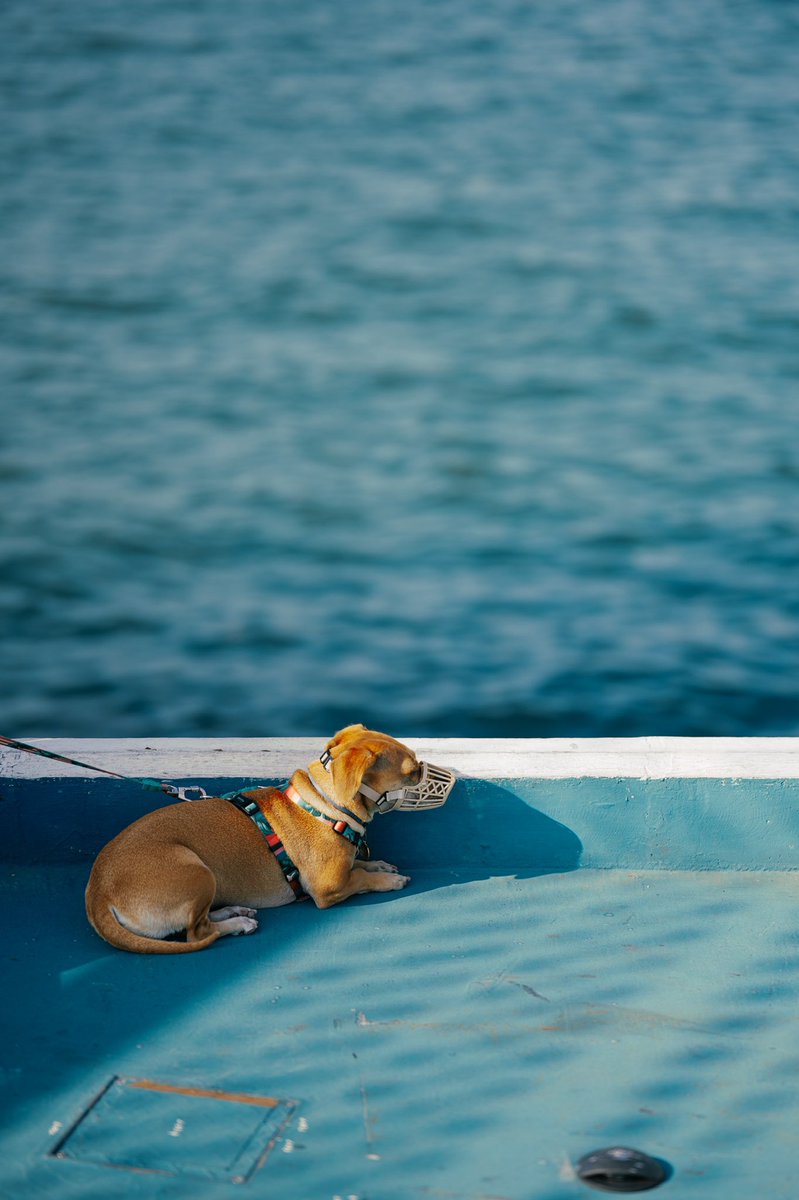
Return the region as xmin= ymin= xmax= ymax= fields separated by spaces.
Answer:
xmin=576 ymin=1146 xmax=670 ymax=1192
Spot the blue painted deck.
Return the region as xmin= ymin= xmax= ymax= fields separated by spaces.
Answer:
xmin=2 ymin=741 xmax=799 ymax=1198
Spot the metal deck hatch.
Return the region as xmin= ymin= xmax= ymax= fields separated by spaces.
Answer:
xmin=50 ymin=1077 xmax=297 ymax=1183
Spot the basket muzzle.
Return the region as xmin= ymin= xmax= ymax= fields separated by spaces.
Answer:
xmin=358 ymin=760 xmax=457 ymax=814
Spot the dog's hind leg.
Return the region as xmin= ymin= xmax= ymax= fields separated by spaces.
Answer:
xmin=116 ymin=848 xmax=257 ymax=945
xmin=180 ymin=867 xmax=258 ymax=943
xmin=209 ymin=906 xmax=258 ymax=924
xmin=194 ymin=909 xmax=258 ymax=939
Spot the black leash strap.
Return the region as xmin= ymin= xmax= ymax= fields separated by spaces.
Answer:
xmin=0 ymin=734 xmax=206 ymax=800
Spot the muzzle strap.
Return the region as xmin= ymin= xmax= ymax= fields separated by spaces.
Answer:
xmin=319 ymin=752 xmax=456 ymax=814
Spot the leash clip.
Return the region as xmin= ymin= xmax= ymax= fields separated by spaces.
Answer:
xmin=176 ymin=785 xmax=208 ymax=802
xmin=160 ymin=782 xmax=208 ymax=802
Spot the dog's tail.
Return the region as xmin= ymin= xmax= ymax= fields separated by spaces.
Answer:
xmin=86 ymin=896 xmax=221 ymax=955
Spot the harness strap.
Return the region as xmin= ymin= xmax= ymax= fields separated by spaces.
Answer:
xmin=223 ymin=783 xmax=371 ymax=899
xmin=223 ymin=792 xmax=308 ymax=902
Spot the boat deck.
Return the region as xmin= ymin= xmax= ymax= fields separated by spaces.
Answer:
xmin=2 ymin=738 xmax=799 ymax=1198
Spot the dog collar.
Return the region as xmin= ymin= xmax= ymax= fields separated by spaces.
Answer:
xmin=306 ymin=758 xmax=369 ymax=830
xmin=284 ymin=783 xmax=369 ymax=859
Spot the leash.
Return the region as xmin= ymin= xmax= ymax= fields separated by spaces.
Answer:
xmin=0 ymin=734 xmax=208 ymax=801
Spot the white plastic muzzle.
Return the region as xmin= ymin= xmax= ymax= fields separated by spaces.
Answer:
xmin=358 ymin=760 xmax=457 ymax=814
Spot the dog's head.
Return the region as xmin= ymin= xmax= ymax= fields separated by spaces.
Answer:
xmin=321 ymin=724 xmax=456 ymax=818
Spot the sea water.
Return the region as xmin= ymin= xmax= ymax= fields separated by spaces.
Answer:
xmin=1 ymin=0 xmax=798 ymax=736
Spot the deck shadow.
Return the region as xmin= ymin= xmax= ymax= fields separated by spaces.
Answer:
xmin=366 ymin=777 xmax=584 ymax=875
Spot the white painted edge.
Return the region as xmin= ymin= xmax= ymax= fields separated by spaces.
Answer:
xmin=1 ymin=737 xmax=799 ymax=780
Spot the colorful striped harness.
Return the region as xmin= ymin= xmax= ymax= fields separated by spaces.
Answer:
xmin=223 ymin=784 xmax=369 ymax=902
xmin=223 ymin=791 xmax=308 ymax=900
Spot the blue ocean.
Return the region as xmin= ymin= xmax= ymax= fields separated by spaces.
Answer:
xmin=1 ymin=0 xmax=798 ymax=737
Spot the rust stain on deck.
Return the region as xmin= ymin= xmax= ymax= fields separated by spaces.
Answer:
xmin=354 ymin=1002 xmax=721 ymax=1040
xmin=127 ymin=1080 xmax=281 ymax=1108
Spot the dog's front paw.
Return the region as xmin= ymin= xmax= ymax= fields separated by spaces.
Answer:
xmin=363 ymin=859 xmax=399 ymax=873
xmin=383 ymin=872 xmax=410 ymax=891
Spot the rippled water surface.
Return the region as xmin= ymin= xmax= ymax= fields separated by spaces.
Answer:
xmin=2 ymin=0 xmax=799 ymax=736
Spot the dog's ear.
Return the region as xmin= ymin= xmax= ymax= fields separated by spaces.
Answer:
xmin=330 ymin=744 xmax=378 ymax=809
xmin=329 ymin=724 xmax=366 ymax=748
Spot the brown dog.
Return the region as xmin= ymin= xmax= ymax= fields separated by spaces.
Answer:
xmin=85 ymin=725 xmax=455 ymax=954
